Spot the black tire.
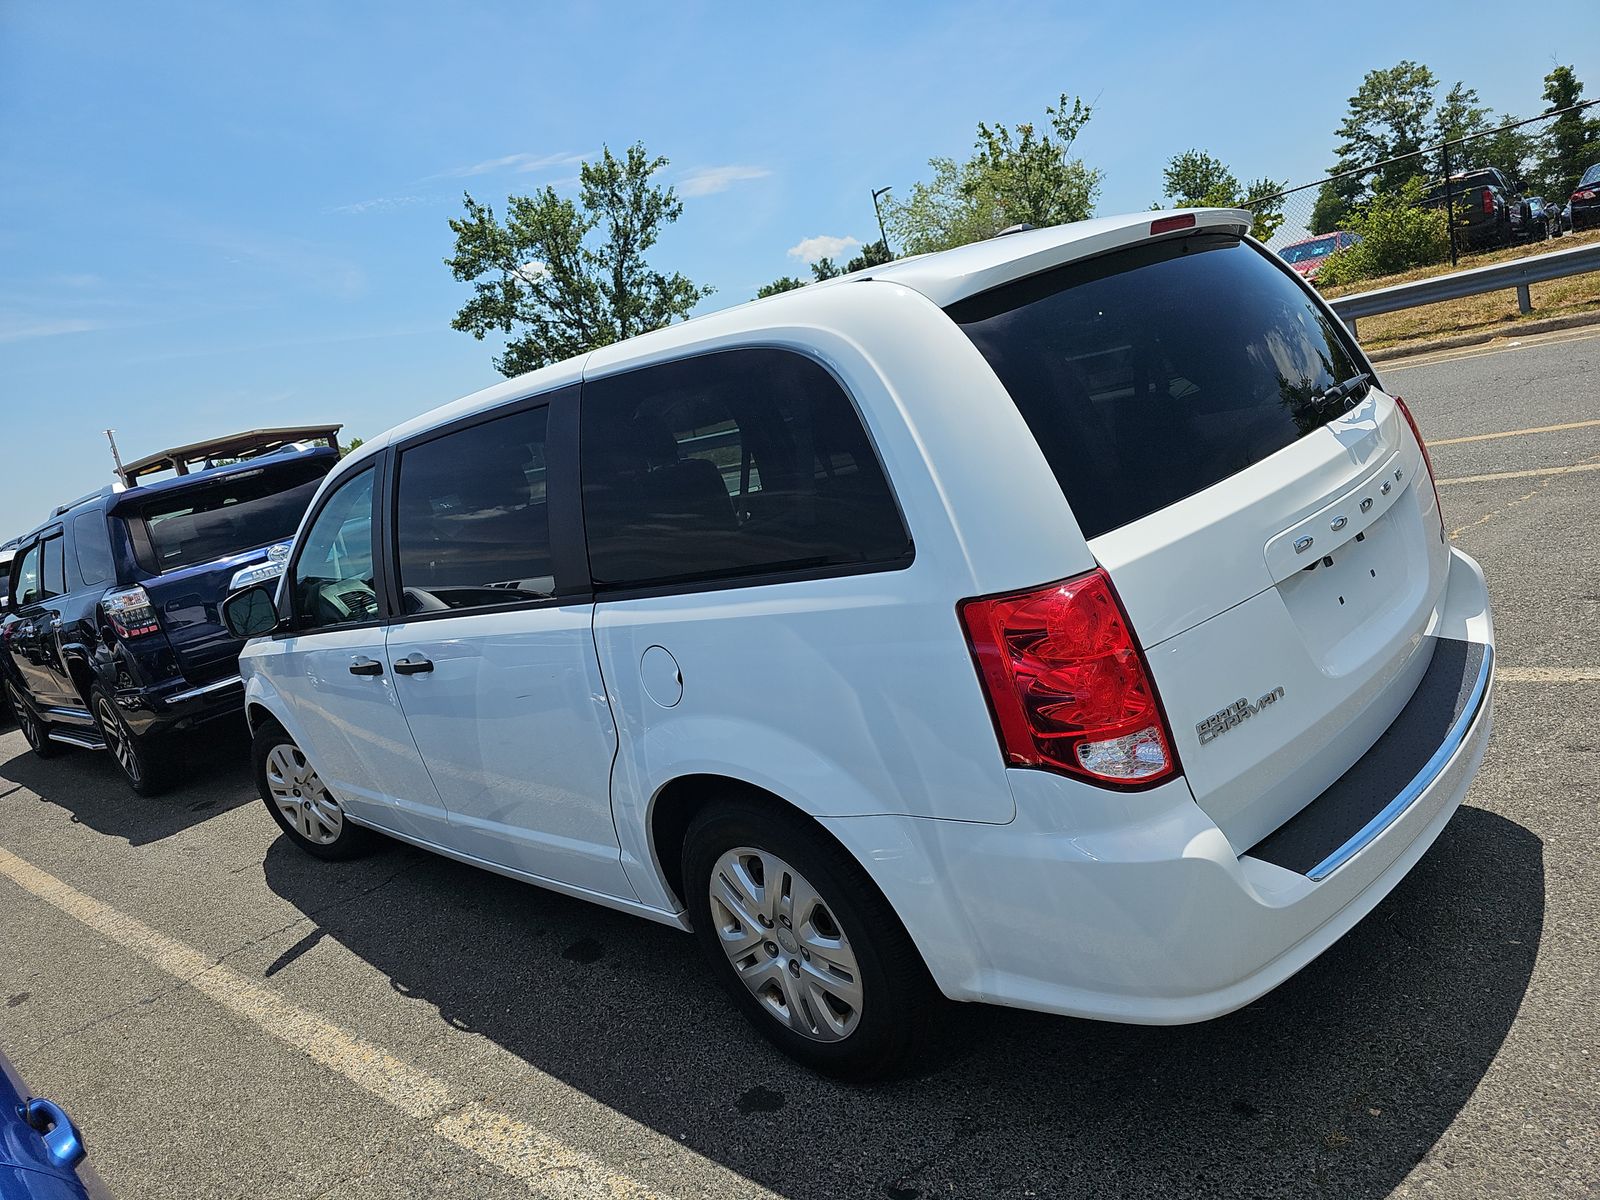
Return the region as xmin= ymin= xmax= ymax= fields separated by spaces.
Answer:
xmin=251 ymin=721 xmax=372 ymax=860
xmin=90 ymin=685 xmax=173 ymax=797
xmin=683 ymin=795 xmax=940 ymax=1081
xmin=7 ymin=681 xmax=63 ymax=758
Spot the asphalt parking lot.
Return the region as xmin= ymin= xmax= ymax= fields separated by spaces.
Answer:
xmin=2 ymin=327 xmax=1598 ymax=1199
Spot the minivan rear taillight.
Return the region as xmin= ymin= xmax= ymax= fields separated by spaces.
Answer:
xmin=1392 ymin=394 xmax=1446 ymax=542
xmin=102 ymin=586 xmax=161 ymax=639
xmin=959 ymin=569 xmax=1178 ymax=787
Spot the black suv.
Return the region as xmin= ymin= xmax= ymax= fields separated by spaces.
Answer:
xmin=1422 ymin=167 xmax=1531 ymax=250
xmin=1 ymin=428 xmax=340 ymax=794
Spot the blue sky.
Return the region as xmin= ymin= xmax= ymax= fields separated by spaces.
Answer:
xmin=2 ymin=1 xmax=1596 ymax=525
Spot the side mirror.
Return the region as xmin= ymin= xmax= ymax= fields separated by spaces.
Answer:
xmin=222 ymin=585 xmax=281 ymax=639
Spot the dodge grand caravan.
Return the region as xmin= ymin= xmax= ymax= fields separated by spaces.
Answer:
xmin=223 ymin=209 xmax=1494 ymax=1079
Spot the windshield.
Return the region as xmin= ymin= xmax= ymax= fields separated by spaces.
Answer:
xmin=949 ymin=234 xmax=1363 ymax=539
xmin=137 ymin=460 xmax=329 ymax=572
xmin=1279 ymin=237 xmax=1339 ymax=263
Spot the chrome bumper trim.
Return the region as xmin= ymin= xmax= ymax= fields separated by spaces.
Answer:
xmin=166 ymin=675 xmax=244 ymax=706
xmin=1306 ymin=642 xmax=1493 ymax=881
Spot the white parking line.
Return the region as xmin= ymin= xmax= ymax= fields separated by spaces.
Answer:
xmin=0 ymin=845 xmax=770 ymax=1200
xmin=1381 ymin=325 xmax=1600 ymax=371
xmin=1496 ymin=667 xmax=1600 ymax=683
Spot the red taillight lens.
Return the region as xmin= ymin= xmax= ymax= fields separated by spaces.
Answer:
xmin=102 ymin=586 xmax=161 ymax=639
xmin=1392 ymin=394 xmax=1446 ymax=541
xmin=1481 ymin=188 xmax=1494 ymax=213
xmin=1150 ymin=214 xmax=1196 ymax=236
xmin=959 ymin=569 xmax=1178 ymax=787
xmin=1576 ymin=190 xmax=1597 ymax=201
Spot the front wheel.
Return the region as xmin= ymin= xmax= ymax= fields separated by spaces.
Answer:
xmin=252 ymin=723 xmax=371 ymax=860
xmin=7 ymin=682 xmax=63 ymax=758
xmin=683 ymin=797 xmax=939 ymax=1081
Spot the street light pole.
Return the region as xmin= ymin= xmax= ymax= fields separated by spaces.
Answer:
xmin=871 ymin=186 xmax=893 ymax=258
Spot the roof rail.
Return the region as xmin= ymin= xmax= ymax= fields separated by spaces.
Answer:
xmin=117 ymin=425 xmax=342 ymax=486
xmin=52 ymin=491 xmax=104 ymax=517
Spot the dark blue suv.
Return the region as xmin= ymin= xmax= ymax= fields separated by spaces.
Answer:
xmin=1 ymin=429 xmax=339 ymax=795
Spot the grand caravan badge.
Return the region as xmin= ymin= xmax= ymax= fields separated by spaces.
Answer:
xmin=1196 ymin=686 xmax=1286 ymax=745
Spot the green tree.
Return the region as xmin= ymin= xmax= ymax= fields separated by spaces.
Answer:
xmin=339 ymin=437 xmax=364 ymax=457
xmin=1314 ymin=60 xmax=1441 ymax=231
xmin=756 ymin=276 xmax=805 ymax=298
xmin=882 ymin=94 xmax=1103 ymax=254
xmin=757 ymin=238 xmax=892 ymax=298
xmin=1315 ymin=178 xmax=1449 ymax=287
xmin=446 ymin=143 xmax=713 ymax=377
xmin=1156 ymin=149 xmax=1285 ymax=241
xmin=1469 ymin=114 xmax=1535 ymax=182
xmin=1536 ymin=66 xmax=1600 ymax=200
xmin=1432 ymin=81 xmax=1490 ymax=174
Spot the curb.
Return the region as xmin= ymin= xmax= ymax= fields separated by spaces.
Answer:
xmin=1367 ymin=309 xmax=1600 ymax=362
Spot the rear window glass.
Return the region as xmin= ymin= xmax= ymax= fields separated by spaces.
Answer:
xmin=137 ymin=460 xmax=328 ymax=572
xmin=948 ymin=235 xmax=1362 ymax=539
xmin=1582 ymin=164 xmax=1600 ymax=187
xmin=1278 ymin=236 xmax=1337 ymax=263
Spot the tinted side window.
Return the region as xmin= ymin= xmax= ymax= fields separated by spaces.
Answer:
xmin=291 ymin=469 xmax=377 ymax=632
xmin=72 ymin=511 xmax=115 ymax=587
xmin=40 ymin=537 xmax=66 ymax=599
xmin=13 ymin=544 xmax=42 ymax=607
xmin=394 ymin=406 xmax=555 ymax=614
xmin=581 ymin=348 xmax=911 ymax=590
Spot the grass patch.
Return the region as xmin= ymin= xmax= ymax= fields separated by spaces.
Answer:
xmin=1319 ymin=228 xmax=1600 ymax=349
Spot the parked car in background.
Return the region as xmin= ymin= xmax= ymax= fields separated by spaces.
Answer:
xmin=0 ymin=541 xmax=16 ymax=721
xmin=1422 ymin=167 xmax=1528 ymax=250
xmin=1276 ymin=231 xmax=1360 ymax=280
xmin=224 ymin=210 xmax=1495 ymax=1080
xmin=1524 ymin=197 xmax=1556 ymax=240
xmin=1560 ymin=200 xmax=1574 ymax=233
xmin=0 ymin=1045 xmax=112 ymax=1199
xmin=1570 ymin=163 xmax=1600 ymax=232
xmin=1 ymin=427 xmax=340 ymax=794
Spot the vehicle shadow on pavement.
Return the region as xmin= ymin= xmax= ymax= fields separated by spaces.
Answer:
xmin=0 ymin=724 xmax=256 ymax=846
xmin=262 ymin=804 xmax=1542 ymax=1199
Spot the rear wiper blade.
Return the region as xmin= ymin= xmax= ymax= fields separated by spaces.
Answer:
xmin=1314 ymin=372 xmax=1372 ymax=413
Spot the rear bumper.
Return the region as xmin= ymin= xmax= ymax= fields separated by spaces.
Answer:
xmin=826 ymin=548 xmax=1494 ymax=1023
xmin=118 ymin=673 xmax=245 ymax=736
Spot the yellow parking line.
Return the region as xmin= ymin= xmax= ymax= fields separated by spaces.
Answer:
xmin=1435 ymin=460 xmax=1600 ymax=486
xmin=1382 ymin=325 xmax=1600 ymax=370
xmin=1497 ymin=667 xmax=1600 ymax=683
xmin=0 ymin=845 xmax=767 ymax=1200
xmin=1431 ymin=418 xmax=1600 ymax=446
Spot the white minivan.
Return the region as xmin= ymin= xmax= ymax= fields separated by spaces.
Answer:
xmin=224 ymin=209 xmax=1494 ymax=1079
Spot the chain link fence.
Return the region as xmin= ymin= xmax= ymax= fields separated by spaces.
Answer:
xmin=1241 ymin=101 xmax=1600 ymax=289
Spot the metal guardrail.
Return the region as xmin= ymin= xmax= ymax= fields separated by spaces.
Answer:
xmin=1328 ymin=241 xmax=1600 ymax=335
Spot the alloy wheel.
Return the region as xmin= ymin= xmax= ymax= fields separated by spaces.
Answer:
xmin=12 ymin=687 xmax=44 ymax=751
xmin=95 ymin=695 xmax=141 ymax=783
xmin=708 ymin=847 xmax=864 ymax=1042
xmin=264 ymin=743 xmax=344 ymax=845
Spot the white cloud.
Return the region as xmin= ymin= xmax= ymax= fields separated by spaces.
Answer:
xmin=678 ymin=165 xmax=773 ymax=197
xmin=429 ymin=152 xmax=588 ymax=181
xmin=0 ymin=315 xmax=102 ymax=343
xmin=328 ymin=195 xmax=428 ymax=216
xmin=787 ymin=234 xmax=860 ymax=264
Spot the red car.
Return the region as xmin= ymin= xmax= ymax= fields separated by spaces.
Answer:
xmin=1277 ymin=231 xmax=1360 ymax=280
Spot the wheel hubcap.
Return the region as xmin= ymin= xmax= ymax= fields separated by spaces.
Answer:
xmin=96 ymin=698 xmax=140 ymax=782
xmin=265 ymin=744 xmax=343 ymax=845
xmin=708 ymin=847 xmax=863 ymax=1042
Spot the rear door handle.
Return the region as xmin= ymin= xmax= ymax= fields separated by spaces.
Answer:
xmin=348 ymin=656 xmax=384 ymax=676
xmin=392 ymin=655 xmax=433 ymax=675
